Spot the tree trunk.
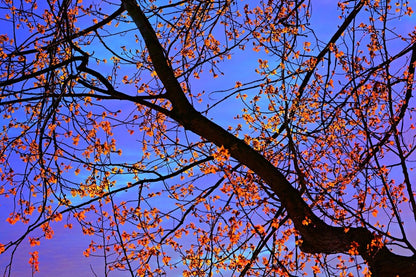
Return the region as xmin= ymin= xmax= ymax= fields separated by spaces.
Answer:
xmin=122 ymin=0 xmax=416 ymax=275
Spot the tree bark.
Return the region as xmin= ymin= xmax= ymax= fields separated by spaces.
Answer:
xmin=122 ymin=0 xmax=416 ymax=275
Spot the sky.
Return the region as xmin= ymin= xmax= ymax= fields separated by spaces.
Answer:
xmin=1 ymin=0 xmax=416 ymax=276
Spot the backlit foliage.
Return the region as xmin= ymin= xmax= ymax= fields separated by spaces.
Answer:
xmin=0 ymin=0 xmax=416 ymax=276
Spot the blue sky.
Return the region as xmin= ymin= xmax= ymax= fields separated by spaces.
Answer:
xmin=1 ymin=0 xmax=416 ymax=276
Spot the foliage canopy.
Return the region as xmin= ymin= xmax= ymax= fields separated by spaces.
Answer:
xmin=1 ymin=0 xmax=416 ymax=276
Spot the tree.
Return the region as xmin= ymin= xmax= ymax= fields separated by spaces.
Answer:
xmin=0 ymin=0 xmax=415 ymax=275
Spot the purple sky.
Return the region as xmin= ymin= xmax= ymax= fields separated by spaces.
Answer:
xmin=1 ymin=1 xmax=416 ymax=276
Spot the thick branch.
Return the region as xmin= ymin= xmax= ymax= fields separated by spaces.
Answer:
xmin=122 ymin=0 xmax=416 ymax=275
xmin=2 ymin=156 xmax=213 ymax=257
xmin=8 ymin=6 xmax=125 ymax=57
xmin=0 ymin=56 xmax=85 ymax=87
